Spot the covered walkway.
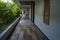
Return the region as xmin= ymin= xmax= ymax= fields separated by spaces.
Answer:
xmin=0 ymin=0 xmax=60 ymax=40
xmin=8 ymin=14 xmax=49 ymax=40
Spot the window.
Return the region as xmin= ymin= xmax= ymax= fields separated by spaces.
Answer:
xmin=44 ymin=0 xmax=50 ymax=25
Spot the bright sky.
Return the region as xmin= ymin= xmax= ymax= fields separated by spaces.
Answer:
xmin=2 ymin=0 xmax=13 ymax=3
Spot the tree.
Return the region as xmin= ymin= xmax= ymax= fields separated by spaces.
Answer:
xmin=0 ymin=0 xmax=22 ymax=28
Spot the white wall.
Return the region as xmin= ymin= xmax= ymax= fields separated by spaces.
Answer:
xmin=29 ymin=8 xmax=31 ymax=19
xmin=35 ymin=0 xmax=60 ymax=40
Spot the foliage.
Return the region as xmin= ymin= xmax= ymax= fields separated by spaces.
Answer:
xmin=0 ymin=0 xmax=22 ymax=33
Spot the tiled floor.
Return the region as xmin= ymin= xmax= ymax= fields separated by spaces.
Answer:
xmin=8 ymin=14 xmax=49 ymax=40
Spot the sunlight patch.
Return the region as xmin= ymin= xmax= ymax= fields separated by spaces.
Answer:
xmin=2 ymin=0 xmax=13 ymax=3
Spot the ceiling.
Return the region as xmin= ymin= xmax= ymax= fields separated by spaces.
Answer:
xmin=13 ymin=0 xmax=35 ymax=9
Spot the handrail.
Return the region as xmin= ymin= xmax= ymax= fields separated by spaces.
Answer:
xmin=0 ymin=16 xmax=21 ymax=40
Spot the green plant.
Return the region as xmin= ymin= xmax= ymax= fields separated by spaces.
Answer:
xmin=0 ymin=0 xmax=22 ymax=33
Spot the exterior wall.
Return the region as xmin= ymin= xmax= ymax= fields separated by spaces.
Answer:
xmin=29 ymin=8 xmax=31 ymax=19
xmin=35 ymin=0 xmax=60 ymax=40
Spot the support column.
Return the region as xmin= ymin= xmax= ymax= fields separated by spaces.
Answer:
xmin=31 ymin=2 xmax=35 ymax=23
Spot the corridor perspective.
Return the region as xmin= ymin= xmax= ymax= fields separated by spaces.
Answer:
xmin=0 ymin=0 xmax=60 ymax=40
xmin=8 ymin=14 xmax=48 ymax=40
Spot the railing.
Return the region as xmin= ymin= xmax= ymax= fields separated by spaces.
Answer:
xmin=0 ymin=16 xmax=21 ymax=40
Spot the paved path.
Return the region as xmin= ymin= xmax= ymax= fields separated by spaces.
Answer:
xmin=8 ymin=14 xmax=49 ymax=40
